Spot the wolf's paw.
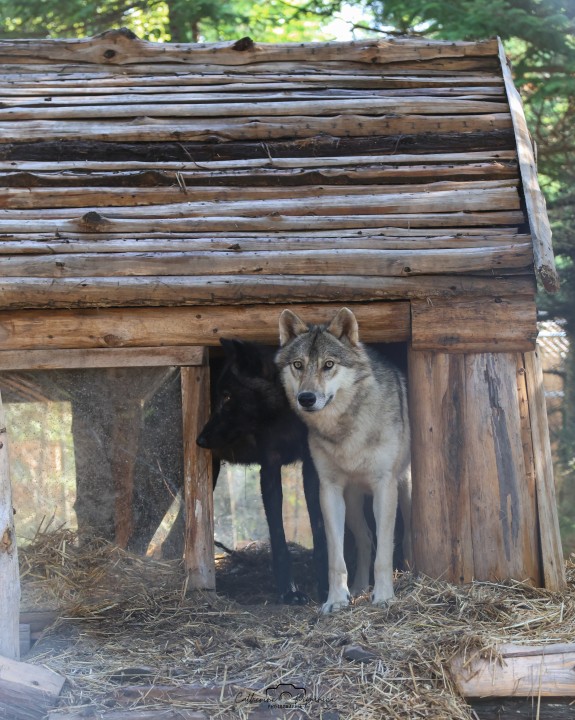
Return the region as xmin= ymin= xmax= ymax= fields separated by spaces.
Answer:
xmin=281 ymin=589 xmax=310 ymax=605
xmin=320 ymin=592 xmax=351 ymax=614
xmin=370 ymin=589 xmax=394 ymax=607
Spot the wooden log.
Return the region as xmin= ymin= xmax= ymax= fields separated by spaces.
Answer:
xmin=0 ymin=655 xmax=65 ymax=720
xmin=0 ymin=210 xmax=526 ymax=233
xmin=0 ymin=86 xmax=507 ymax=106
xmin=498 ymin=39 xmax=559 ymax=293
xmin=0 ymin=179 xmax=519 ymax=210
xmin=0 ymin=73 xmax=506 ymax=92
xmin=0 ymin=346 xmax=206 ymax=370
xmin=471 ymin=698 xmax=575 ymax=719
xmin=0 ymin=113 xmax=513 ymax=144
xmin=0 ymin=389 xmax=19 ymax=661
xmin=451 ymin=643 xmax=575 ymax=698
xmin=0 ymin=302 xmax=410 ymax=352
xmin=0 ymin=244 xmax=533 ymax=279
xmin=0 ymin=232 xmax=531 ymax=255
xmin=408 ymin=350 xmax=541 ymax=585
xmin=0 ymin=130 xmax=518 ymax=163
xmin=410 ymin=296 xmax=537 ymax=352
xmin=181 ymin=361 xmax=215 ymax=591
xmin=0 ymin=274 xmax=535 ymax=311
xmin=523 ymin=350 xmax=566 ymax=589
xmin=0 ymin=33 xmax=499 ymax=66
xmin=0 ymin=97 xmax=508 ymax=121
xmin=0 ymin=149 xmax=517 ymax=173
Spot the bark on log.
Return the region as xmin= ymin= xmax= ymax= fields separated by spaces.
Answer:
xmin=0 ymin=131 xmax=517 ymax=162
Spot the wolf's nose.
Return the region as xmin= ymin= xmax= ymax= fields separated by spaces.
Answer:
xmin=196 ymin=433 xmax=210 ymax=448
xmin=298 ymin=391 xmax=317 ymax=408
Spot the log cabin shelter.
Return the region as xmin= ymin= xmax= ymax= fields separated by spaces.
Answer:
xmin=0 ymin=28 xmax=567 ymax=658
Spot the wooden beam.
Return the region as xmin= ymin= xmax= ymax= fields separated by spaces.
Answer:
xmin=0 ymin=346 xmax=206 ymax=370
xmin=498 ymin=38 xmax=559 ymax=293
xmin=0 ymin=303 xmax=411 ymax=352
xmin=0 ymin=389 xmax=19 ymax=660
xmin=181 ymin=360 xmax=215 ymax=591
xmin=0 ymin=274 xmax=534 ymax=311
xmin=411 ymin=295 xmax=537 ymax=352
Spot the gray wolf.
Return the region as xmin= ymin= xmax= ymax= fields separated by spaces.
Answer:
xmin=276 ymin=308 xmax=411 ymax=613
xmin=197 ymin=338 xmax=328 ymax=604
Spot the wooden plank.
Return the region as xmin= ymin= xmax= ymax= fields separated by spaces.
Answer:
xmin=0 ymin=346 xmax=206 ymax=370
xmin=0 ymin=302 xmax=411 ymax=351
xmin=181 ymin=361 xmax=215 ymax=591
xmin=0 ymin=389 xmax=19 ymax=660
xmin=465 ymin=352 xmax=541 ymax=584
xmin=411 ymin=296 xmax=537 ymax=352
xmin=408 ymin=350 xmax=475 ymax=583
xmin=0 ymin=274 xmax=535 ymax=311
xmin=0 ymin=655 xmax=65 ymax=720
xmin=523 ymin=349 xmax=566 ymax=589
xmin=452 ymin=643 xmax=575 ymax=698
xmin=0 ymin=244 xmax=533 ymax=279
xmin=498 ymin=39 xmax=559 ymax=292
xmin=408 ymin=350 xmax=542 ymax=585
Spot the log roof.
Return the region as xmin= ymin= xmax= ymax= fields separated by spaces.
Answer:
xmin=0 ymin=29 xmax=559 ymax=313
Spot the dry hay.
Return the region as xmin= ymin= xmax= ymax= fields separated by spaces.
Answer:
xmin=18 ymin=529 xmax=575 ymax=719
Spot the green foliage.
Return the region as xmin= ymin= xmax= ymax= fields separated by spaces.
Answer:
xmin=0 ymin=0 xmax=329 ymax=41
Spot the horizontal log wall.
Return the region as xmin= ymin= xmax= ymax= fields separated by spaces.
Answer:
xmin=0 ymin=32 xmax=539 ymax=315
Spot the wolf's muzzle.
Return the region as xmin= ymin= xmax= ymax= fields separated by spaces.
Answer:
xmin=297 ymin=391 xmax=317 ymax=409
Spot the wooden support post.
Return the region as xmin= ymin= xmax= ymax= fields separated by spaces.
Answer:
xmin=181 ymin=355 xmax=215 ymax=591
xmin=0 ymin=389 xmax=20 ymax=660
xmin=408 ymin=349 xmax=545 ymax=586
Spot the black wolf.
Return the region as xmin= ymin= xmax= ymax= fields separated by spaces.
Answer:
xmin=197 ymin=339 xmax=328 ymax=604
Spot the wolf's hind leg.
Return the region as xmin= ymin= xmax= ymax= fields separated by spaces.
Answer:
xmin=344 ymin=486 xmax=373 ymax=596
xmin=371 ymin=477 xmax=398 ymax=605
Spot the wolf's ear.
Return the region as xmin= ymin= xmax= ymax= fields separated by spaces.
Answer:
xmin=220 ymin=338 xmax=264 ymax=376
xmin=326 ymin=307 xmax=359 ymax=346
xmin=278 ymin=309 xmax=308 ymax=346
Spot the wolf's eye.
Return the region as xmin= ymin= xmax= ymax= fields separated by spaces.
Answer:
xmin=221 ymin=391 xmax=232 ymax=403
xmin=293 ymin=360 xmax=303 ymax=370
xmin=324 ymin=360 xmax=335 ymax=370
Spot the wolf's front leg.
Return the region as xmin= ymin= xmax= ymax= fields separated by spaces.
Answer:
xmin=319 ymin=480 xmax=349 ymax=613
xmin=371 ymin=477 xmax=398 ymax=606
